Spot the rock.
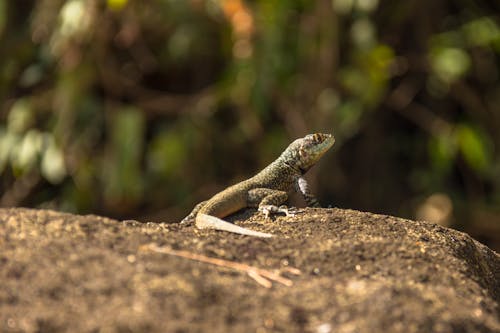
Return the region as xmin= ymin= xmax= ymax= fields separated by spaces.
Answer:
xmin=0 ymin=207 xmax=498 ymax=332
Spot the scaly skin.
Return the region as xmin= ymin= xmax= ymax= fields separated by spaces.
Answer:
xmin=181 ymin=133 xmax=335 ymax=237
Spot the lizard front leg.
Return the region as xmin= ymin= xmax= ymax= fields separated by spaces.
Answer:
xmin=296 ymin=177 xmax=321 ymax=207
xmin=247 ymin=188 xmax=296 ymax=219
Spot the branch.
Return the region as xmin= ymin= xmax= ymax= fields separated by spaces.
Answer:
xmin=140 ymin=243 xmax=300 ymax=288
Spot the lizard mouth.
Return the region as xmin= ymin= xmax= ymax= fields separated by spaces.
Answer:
xmin=280 ymin=133 xmax=335 ymax=173
xmin=295 ymin=133 xmax=335 ymax=171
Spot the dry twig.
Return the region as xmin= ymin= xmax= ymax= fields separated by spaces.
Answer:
xmin=140 ymin=243 xmax=300 ymax=288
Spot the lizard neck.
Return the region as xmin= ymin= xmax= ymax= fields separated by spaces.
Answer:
xmin=251 ymin=157 xmax=301 ymax=191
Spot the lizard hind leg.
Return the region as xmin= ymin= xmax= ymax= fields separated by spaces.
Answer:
xmin=196 ymin=213 xmax=273 ymax=238
xmin=181 ymin=201 xmax=208 ymax=224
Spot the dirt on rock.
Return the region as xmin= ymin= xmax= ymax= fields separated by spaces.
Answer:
xmin=0 ymin=207 xmax=499 ymax=332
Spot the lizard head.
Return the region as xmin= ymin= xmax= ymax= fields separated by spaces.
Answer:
xmin=283 ymin=133 xmax=335 ymax=174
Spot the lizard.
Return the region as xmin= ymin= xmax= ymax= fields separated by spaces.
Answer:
xmin=181 ymin=133 xmax=335 ymax=238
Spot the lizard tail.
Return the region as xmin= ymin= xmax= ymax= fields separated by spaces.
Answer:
xmin=196 ymin=214 xmax=273 ymax=238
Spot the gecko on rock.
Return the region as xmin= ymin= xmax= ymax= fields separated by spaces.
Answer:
xmin=181 ymin=133 xmax=335 ymax=238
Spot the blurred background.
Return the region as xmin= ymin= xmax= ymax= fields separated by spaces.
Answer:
xmin=0 ymin=0 xmax=499 ymax=250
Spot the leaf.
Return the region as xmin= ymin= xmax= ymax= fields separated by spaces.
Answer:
xmin=103 ymin=107 xmax=145 ymax=203
xmin=148 ymin=130 xmax=187 ymax=176
xmin=428 ymin=134 xmax=456 ymax=172
xmin=11 ymin=129 xmax=43 ymax=173
xmin=0 ymin=129 xmax=15 ymax=173
xmin=430 ymin=47 xmax=470 ymax=83
xmin=107 ymin=0 xmax=128 ymax=11
xmin=41 ymin=136 xmax=67 ymax=184
xmin=463 ymin=17 xmax=500 ymax=47
xmin=456 ymin=124 xmax=491 ymax=173
xmin=7 ymin=99 xmax=33 ymax=134
xmin=0 ymin=0 xmax=6 ymax=37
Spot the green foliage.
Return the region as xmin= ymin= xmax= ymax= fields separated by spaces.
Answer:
xmin=428 ymin=124 xmax=492 ymax=175
xmin=456 ymin=124 xmax=492 ymax=174
xmin=0 ymin=98 xmax=67 ymax=184
xmin=147 ymin=127 xmax=188 ymax=179
xmin=103 ymin=107 xmax=145 ymax=206
xmin=428 ymin=134 xmax=455 ymax=173
xmin=0 ymin=0 xmax=499 ymax=241
xmin=430 ymin=47 xmax=470 ymax=84
xmin=463 ymin=17 xmax=500 ymax=48
xmin=0 ymin=0 xmax=6 ymax=37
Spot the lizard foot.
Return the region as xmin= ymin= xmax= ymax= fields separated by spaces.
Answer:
xmin=259 ymin=205 xmax=301 ymax=219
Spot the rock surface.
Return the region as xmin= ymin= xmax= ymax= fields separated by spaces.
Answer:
xmin=0 ymin=207 xmax=499 ymax=332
